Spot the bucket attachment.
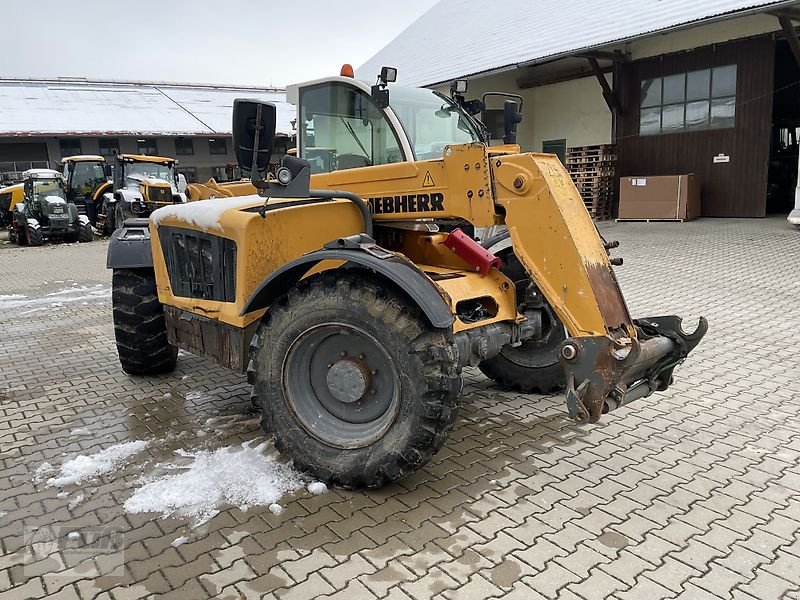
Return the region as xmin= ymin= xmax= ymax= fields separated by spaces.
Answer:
xmin=560 ymin=315 xmax=708 ymax=424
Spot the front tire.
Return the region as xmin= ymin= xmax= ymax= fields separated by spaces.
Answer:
xmin=78 ymin=219 xmax=93 ymax=243
xmin=478 ymin=249 xmax=567 ymax=393
xmin=112 ymin=268 xmax=177 ymax=375
xmin=249 ymin=272 xmax=462 ymax=488
xmin=114 ymin=203 xmax=131 ymax=232
xmin=26 ymin=219 xmax=43 ymax=246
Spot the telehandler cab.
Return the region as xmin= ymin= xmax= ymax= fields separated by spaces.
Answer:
xmin=108 ymin=67 xmax=707 ymax=488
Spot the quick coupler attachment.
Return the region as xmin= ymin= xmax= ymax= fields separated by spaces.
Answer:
xmin=559 ymin=315 xmax=708 ymax=424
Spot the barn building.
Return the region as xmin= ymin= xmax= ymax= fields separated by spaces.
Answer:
xmin=0 ymin=79 xmax=294 ymax=184
xmin=359 ymin=0 xmax=800 ymax=218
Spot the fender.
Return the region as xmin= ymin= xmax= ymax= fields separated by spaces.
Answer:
xmin=106 ymin=218 xmax=152 ymax=269
xmin=242 ymin=236 xmax=454 ymax=329
xmin=92 ymin=181 xmax=112 ymax=202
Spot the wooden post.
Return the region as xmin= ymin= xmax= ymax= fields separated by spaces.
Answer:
xmin=588 ymin=57 xmax=623 ymax=115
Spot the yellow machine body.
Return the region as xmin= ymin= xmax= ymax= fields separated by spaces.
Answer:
xmin=0 ymin=182 xmax=24 ymax=219
xmin=119 ymin=74 xmax=705 ymax=428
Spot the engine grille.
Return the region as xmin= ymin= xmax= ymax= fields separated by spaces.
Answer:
xmin=148 ymin=186 xmax=172 ymax=203
xmin=159 ymin=227 xmax=236 ymax=302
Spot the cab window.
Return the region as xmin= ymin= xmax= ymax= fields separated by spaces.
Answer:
xmin=72 ymin=162 xmax=106 ymax=194
xmin=299 ymin=83 xmax=403 ymax=174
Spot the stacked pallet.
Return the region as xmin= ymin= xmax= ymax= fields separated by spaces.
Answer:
xmin=565 ymin=144 xmax=616 ymax=220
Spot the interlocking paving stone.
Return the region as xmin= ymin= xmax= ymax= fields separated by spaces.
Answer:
xmin=1 ymin=217 xmax=800 ymax=598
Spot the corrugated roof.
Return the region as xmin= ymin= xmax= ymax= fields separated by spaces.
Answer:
xmin=0 ymin=79 xmax=295 ymax=137
xmin=358 ymin=0 xmax=798 ymax=86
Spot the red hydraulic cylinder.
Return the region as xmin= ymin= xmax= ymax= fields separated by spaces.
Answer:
xmin=441 ymin=228 xmax=501 ymax=277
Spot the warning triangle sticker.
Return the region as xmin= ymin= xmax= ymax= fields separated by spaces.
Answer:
xmin=422 ymin=171 xmax=435 ymax=187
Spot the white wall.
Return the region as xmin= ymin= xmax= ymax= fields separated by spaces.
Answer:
xmin=629 ymin=14 xmax=781 ymax=60
xmin=438 ymin=70 xmax=612 ymax=152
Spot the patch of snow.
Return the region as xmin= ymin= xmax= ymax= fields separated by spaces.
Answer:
xmin=44 ymin=440 xmax=148 ymax=487
xmin=124 ymin=440 xmax=305 ymax=526
xmin=307 ymin=482 xmax=328 ymax=496
xmin=67 ymin=531 xmax=81 ymax=541
xmin=151 ymin=195 xmax=262 ymax=232
xmin=269 ymin=503 xmax=283 ymax=515
xmin=3 ymin=285 xmax=110 ymax=314
xmin=71 ymin=427 xmax=90 ymax=436
xmin=56 ymin=491 xmax=69 ymax=499
xmin=68 ymin=494 xmax=84 ymax=510
xmin=33 ymin=462 xmax=54 ymax=482
xmin=0 ymin=511 xmax=7 ymax=519
xmin=171 ymin=536 xmax=188 ymax=547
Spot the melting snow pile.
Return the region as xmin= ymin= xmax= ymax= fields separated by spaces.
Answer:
xmin=38 ymin=441 xmax=149 ymax=487
xmin=151 ymin=195 xmax=262 ymax=232
xmin=1 ymin=285 xmax=111 ymax=314
xmin=124 ymin=440 xmax=307 ymax=526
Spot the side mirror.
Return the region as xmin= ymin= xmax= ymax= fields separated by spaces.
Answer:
xmin=232 ymin=99 xmax=276 ymax=181
xmin=503 ymin=100 xmax=523 ymax=145
xmin=103 ymin=164 xmax=112 ymax=178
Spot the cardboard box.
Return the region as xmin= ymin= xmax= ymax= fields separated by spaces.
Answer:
xmin=618 ymin=175 xmax=701 ymax=221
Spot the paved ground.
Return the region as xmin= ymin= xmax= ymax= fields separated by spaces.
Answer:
xmin=1 ymin=218 xmax=799 ymax=600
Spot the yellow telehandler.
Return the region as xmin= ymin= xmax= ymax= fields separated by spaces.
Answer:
xmin=107 ymin=67 xmax=706 ymax=488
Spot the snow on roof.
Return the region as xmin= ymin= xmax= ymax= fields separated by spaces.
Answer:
xmin=0 ymin=79 xmax=295 ymax=137
xmin=358 ymin=0 xmax=796 ymax=86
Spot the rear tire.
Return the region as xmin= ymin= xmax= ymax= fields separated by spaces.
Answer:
xmin=112 ymin=268 xmax=177 ymax=375
xmin=478 ymin=249 xmax=567 ymax=393
xmin=248 ymin=272 xmax=462 ymax=488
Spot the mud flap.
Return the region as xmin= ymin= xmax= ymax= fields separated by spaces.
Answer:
xmin=561 ymin=315 xmax=708 ymax=424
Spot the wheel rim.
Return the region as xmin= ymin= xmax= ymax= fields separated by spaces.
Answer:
xmin=282 ymin=323 xmax=400 ymax=449
xmin=503 ymin=274 xmax=567 ymax=369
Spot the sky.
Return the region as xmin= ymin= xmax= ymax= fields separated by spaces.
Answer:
xmin=1 ymin=0 xmax=440 ymax=87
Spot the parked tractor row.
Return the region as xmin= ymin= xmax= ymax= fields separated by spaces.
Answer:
xmin=0 ymin=154 xmax=187 ymax=246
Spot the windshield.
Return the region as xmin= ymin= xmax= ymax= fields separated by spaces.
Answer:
xmin=32 ymin=178 xmax=67 ymax=201
xmin=299 ymin=82 xmax=403 ymax=174
xmin=71 ymin=161 xmax=106 ymax=194
xmin=123 ymin=161 xmax=175 ymax=186
xmin=389 ymin=87 xmax=482 ymax=160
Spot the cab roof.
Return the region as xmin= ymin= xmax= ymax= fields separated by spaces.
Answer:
xmin=118 ymin=154 xmax=176 ymax=164
xmin=61 ymin=155 xmax=105 ymax=163
xmin=23 ymin=168 xmax=64 ymax=180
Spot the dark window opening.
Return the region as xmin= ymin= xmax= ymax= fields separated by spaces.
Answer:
xmin=175 ymin=137 xmax=194 ymax=156
xmin=59 ymin=138 xmax=82 ymax=158
xmin=208 ymin=138 xmax=227 ymax=155
xmin=542 ymin=139 xmax=567 ymax=164
xmin=98 ymin=138 xmax=119 ymax=158
xmin=137 ymin=138 xmax=159 ymax=155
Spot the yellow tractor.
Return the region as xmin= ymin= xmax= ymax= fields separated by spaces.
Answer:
xmin=0 ymin=181 xmax=24 ymax=227
xmin=100 ymin=154 xmax=186 ymax=233
xmin=60 ymin=155 xmax=112 ymax=228
xmin=108 ymin=67 xmax=706 ymax=488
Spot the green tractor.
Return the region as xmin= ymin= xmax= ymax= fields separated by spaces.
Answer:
xmin=10 ymin=169 xmax=93 ymax=246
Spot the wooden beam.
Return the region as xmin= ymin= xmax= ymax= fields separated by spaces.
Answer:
xmin=587 ymin=57 xmax=623 ymax=115
xmin=779 ymin=14 xmax=800 ymax=68
xmin=516 ymin=66 xmax=610 ymax=90
xmin=575 ymin=51 xmax=626 ymax=62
